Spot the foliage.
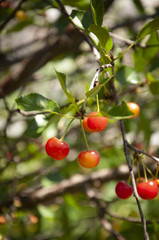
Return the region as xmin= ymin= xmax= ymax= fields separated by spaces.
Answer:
xmin=0 ymin=0 xmax=159 ymax=240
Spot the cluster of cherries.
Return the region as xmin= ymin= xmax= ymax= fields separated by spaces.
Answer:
xmin=115 ymin=178 xmax=159 ymax=200
xmin=45 ymin=102 xmax=140 ymax=169
xmin=45 ymin=111 xmax=108 ymax=169
xmin=45 ymin=102 xmax=140 ymax=168
xmin=45 ymin=102 xmax=159 ymax=200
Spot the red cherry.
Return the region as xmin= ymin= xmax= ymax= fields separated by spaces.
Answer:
xmin=127 ymin=102 xmax=140 ymax=119
xmin=78 ymin=150 xmax=100 ymax=168
xmin=0 ymin=1 xmax=9 ymax=7
xmin=115 ymin=181 xmax=133 ymax=199
xmin=86 ymin=111 xmax=108 ymax=132
xmin=137 ymin=181 xmax=158 ymax=200
xmin=45 ymin=137 xmax=69 ymax=160
xmin=82 ymin=117 xmax=95 ymax=133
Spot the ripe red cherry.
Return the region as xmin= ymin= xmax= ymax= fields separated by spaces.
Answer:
xmin=137 ymin=181 xmax=158 ymax=200
xmin=127 ymin=102 xmax=140 ymax=119
xmin=115 ymin=181 xmax=133 ymax=199
xmin=86 ymin=111 xmax=108 ymax=132
xmin=45 ymin=137 xmax=69 ymax=160
xmin=78 ymin=150 xmax=100 ymax=168
xmin=82 ymin=117 xmax=95 ymax=133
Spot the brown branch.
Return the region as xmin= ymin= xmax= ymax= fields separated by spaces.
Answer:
xmin=0 ymin=163 xmax=136 ymax=210
xmin=106 ymin=210 xmax=159 ymax=224
xmin=109 ymin=62 xmax=149 ymax=240
xmin=85 ymin=187 xmax=126 ymax=240
xmin=0 ymin=0 xmax=27 ymax=32
xmin=54 ymin=0 xmax=100 ymax=63
xmin=127 ymin=142 xmax=159 ymax=164
xmin=0 ymin=26 xmax=82 ymax=97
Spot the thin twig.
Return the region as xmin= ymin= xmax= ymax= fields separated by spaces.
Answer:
xmin=54 ymin=0 xmax=100 ymax=63
xmin=106 ymin=210 xmax=159 ymax=224
xmin=127 ymin=142 xmax=159 ymax=164
xmin=109 ymin=63 xmax=149 ymax=240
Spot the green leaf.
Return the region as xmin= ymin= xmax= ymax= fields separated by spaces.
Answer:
xmin=16 ymin=93 xmax=60 ymax=112
xmin=133 ymin=0 xmax=144 ymax=13
xmin=64 ymin=194 xmax=80 ymax=209
xmin=69 ymin=10 xmax=94 ymax=31
xmin=38 ymin=205 xmax=55 ymax=219
xmin=133 ymin=32 xmax=159 ymax=72
xmin=108 ymin=101 xmax=134 ymax=119
xmin=89 ymin=24 xmax=113 ymax=51
xmin=85 ymin=85 xmax=103 ymax=98
xmin=55 ymin=70 xmax=75 ymax=100
xmin=90 ymin=0 xmax=104 ymax=26
xmin=137 ymin=17 xmax=159 ymax=40
xmin=85 ymin=77 xmax=111 ymax=98
xmin=149 ymin=81 xmax=159 ymax=95
xmin=116 ymin=66 xmax=140 ymax=85
xmin=25 ymin=118 xmax=46 ymax=138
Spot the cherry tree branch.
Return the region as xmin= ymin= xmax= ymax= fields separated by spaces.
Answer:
xmin=0 ymin=163 xmax=135 ymax=210
xmin=85 ymin=187 xmax=126 ymax=240
xmin=127 ymin=142 xmax=159 ymax=164
xmin=109 ymin=63 xmax=149 ymax=240
xmin=54 ymin=0 xmax=100 ymax=63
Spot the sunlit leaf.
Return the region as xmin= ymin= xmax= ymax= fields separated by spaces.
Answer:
xmin=90 ymin=0 xmax=104 ymax=26
xmin=55 ymin=70 xmax=75 ymax=100
xmin=16 ymin=93 xmax=60 ymax=112
xmin=89 ymin=24 xmax=113 ymax=51
xmin=137 ymin=17 xmax=159 ymax=40
xmin=69 ymin=9 xmax=94 ymax=31
xmin=108 ymin=101 xmax=134 ymax=119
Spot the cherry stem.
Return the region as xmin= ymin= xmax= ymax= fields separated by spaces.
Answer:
xmin=60 ymin=119 xmax=74 ymax=142
xmin=155 ymin=165 xmax=159 ymax=178
xmin=137 ymin=161 xmax=141 ymax=179
xmin=80 ymin=118 xmax=89 ymax=151
xmin=141 ymin=160 xmax=148 ymax=182
xmin=96 ymin=94 xmax=100 ymax=112
xmin=143 ymin=162 xmax=154 ymax=178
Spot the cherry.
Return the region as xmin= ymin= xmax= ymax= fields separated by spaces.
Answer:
xmin=0 ymin=1 xmax=9 ymax=7
xmin=127 ymin=102 xmax=140 ymax=119
xmin=15 ymin=10 xmax=26 ymax=21
xmin=82 ymin=116 xmax=95 ymax=133
xmin=115 ymin=181 xmax=133 ymax=199
xmin=0 ymin=216 xmax=6 ymax=225
xmin=83 ymin=111 xmax=108 ymax=132
xmin=45 ymin=137 xmax=69 ymax=160
xmin=78 ymin=150 xmax=100 ymax=168
xmin=137 ymin=180 xmax=158 ymax=200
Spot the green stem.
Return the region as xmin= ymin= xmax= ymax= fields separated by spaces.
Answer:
xmin=60 ymin=119 xmax=74 ymax=141
xmin=144 ymin=164 xmax=154 ymax=178
xmin=141 ymin=160 xmax=148 ymax=182
xmin=155 ymin=165 xmax=159 ymax=178
xmin=49 ymin=111 xmax=75 ymax=120
xmin=96 ymin=94 xmax=100 ymax=112
xmin=137 ymin=161 xmax=140 ymax=179
xmin=80 ymin=118 xmax=89 ymax=151
xmin=114 ymin=41 xmax=136 ymax=61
